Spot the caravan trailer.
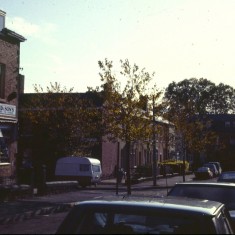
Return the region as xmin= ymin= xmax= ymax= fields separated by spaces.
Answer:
xmin=55 ymin=156 xmax=102 ymax=187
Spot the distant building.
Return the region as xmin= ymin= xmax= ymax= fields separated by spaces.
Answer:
xmin=0 ymin=9 xmax=26 ymax=184
xmin=186 ymin=114 xmax=235 ymax=171
xmin=205 ymin=114 xmax=235 ymax=170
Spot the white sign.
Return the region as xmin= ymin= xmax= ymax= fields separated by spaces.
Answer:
xmin=0 ymin=103 xmax=16 ymax=117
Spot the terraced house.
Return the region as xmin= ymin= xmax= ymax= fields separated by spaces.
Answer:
xmin=0 ymin=9 xmax=26 ymax=184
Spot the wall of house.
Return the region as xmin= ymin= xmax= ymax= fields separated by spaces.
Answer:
xmin=0 ymin=38 xmax=19 ymax=105
xmin=0 ymin=35 xmax=20 ymax=183
xmin=101 ymin=140 xmax=119 ymax=178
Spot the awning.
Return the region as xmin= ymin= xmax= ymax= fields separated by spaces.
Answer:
xmin=0 ymin=118 xmax=17 ymax=124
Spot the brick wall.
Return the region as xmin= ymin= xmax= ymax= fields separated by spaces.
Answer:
xmin=0 ymin=37 xmax=19 ymax=105
xmin=0 ymin=36 xmax=20 ymax=181
xmin=102 ymin=141 xmax=119 ymax=178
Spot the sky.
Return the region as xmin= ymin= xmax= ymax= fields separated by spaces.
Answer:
xmin=1 ymin=0 xmax=235 ymax=93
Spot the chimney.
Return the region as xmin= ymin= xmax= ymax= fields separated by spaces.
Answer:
xmin=0 ymin=10 xmax=6 ymax=31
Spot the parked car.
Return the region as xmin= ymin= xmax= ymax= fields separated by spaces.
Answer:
xmin=217 ymin=171 xmax=235 ymax=183
xmin=167 ymin=182 xmax=235 ymax=230
xmin=203 ymin=163 xmax=219 ymax=177
xmin=194 ymin=166 xmax=213 ymax=179
xmin=209 ymin=161 xmax=222 ymax=175
xmin=56 ymin=195 xmax=234 ymax=234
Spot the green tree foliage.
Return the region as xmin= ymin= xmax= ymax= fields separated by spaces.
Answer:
xmin=95 ymin=58 xmax=162 ymax=194
xmin=162 ymin=78 xmax=235 ymax=163
xmin=19 ymin=82 xmax=103 ymax=177
xmin=164 ymin=78 xmax=235 ymax=115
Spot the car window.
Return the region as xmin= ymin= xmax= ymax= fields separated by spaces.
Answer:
xmin=209 ymin=162 xmax=220 ymax=170
xmin=78 ymin=212 xmax=108 ymax=234
xmin=76 ymin=208 xmax=215 ymax=234
xmin=79 ymin=164 xmax=90 ymax=171
xmin=92 ymin=165 xmax=101 ymax=173
xmin=214 ymin=211 xmax=234 ymax=234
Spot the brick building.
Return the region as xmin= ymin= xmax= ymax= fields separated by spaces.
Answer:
xmin=0 ymin=10 xmax=26 ymax=184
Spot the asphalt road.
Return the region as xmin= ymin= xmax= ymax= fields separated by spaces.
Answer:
xmin=0 ymin=173 xmax=218 ymax=234
xmin=0 ymin=212 xmax=69 ymax=234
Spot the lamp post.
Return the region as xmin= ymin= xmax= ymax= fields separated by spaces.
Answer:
xmin=152 ymin=96 xmax=157 ymax=186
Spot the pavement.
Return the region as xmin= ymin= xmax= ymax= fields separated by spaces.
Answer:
xmin=0 ymin=172 xmax=194 ymax=225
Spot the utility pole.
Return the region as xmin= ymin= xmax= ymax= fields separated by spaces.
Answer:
xmin=152 ymin=96 xmax=157 ymax=186
xmin=183 ymin=144 xmax=186 ymax=182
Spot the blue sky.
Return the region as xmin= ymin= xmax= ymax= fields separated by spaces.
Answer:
xmin=1 ymin=0 xmax=235 ymax=93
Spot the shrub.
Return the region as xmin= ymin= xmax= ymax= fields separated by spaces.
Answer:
xmin=159 ymin=159 xmax=189 ymax=174
xmin=133 ymin=165 xmax=153 ymax=178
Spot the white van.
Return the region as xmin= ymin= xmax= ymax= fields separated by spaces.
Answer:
xmin=55 ymin=156 xmax=102 ymax=187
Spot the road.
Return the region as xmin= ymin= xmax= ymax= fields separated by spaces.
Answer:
xmin=0 ymin=187 xmax=172 ymax=234
xmin=0 ymin=174 xmax=218 ymax=234
xmin=0 ymin=212 xmax=68 ymax=234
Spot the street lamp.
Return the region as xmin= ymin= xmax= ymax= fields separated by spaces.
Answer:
xmin=152 ymin=96 xmax=158 ymax=186
xmin=176 ymin=152 xmax=179 ymax=162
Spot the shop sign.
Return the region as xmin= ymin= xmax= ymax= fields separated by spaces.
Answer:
xmin=0 ymin=103 xmax=16 ymax=117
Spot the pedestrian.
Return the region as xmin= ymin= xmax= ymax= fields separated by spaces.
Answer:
xmin=117 ymin=168 xmax=125 ymax=184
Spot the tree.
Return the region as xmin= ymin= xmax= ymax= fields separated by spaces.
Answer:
xmin=162 ymin=78 xmax=235 ymax=178
xmin=164 ymin=78 xmax=235 ymax=115
xmin=19 ymin=82 xmax=103 ymax=180
xmin=95 ymin=58 xmax=162 ymax=194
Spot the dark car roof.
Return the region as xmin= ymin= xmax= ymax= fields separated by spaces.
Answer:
xmin=174 ymin=182 xmax=235 ymax=187
xmin=220 ymin=171 xmax=235 ymax=175
xmin=74 ymin=195 xmax=224 ymax=216
xmin=218 ymin=171 xmax=235 ymax=180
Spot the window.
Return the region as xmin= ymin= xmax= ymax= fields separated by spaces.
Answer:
xmin=225 ymin=121 xmax=230 ymax=128
xmin=80 ymin=164 xmax=89 ymax=171
xmin=78 ymin=210 xmax=204 ymax=234
xmin=0 ymin=64 xmax=5 ymax=99
xmin=0 ymin=129 xmax=9 ymax=163
xmin=92 ymin=165 xmax=101 ymax=172
xmin=230 ymin=136 xmax=235 ymax=145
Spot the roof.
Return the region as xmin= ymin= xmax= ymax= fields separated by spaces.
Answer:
xmin=74 ymin=195 xmax=224 ymax=216
xmin=19 ymin=91 xmax=104 ymax=108
xmin=205 ymin=114 xmax=235 ymax=121
xmin=174 ymin=182 xmax=235 ymax=187
xmin=56 ymin=156 xmax=100 ymax=164
xmin=0 ymin=27 xmax=26 ymax=42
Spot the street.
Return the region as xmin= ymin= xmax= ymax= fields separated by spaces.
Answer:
xmin=0 ymin=212 xmax=69 ymax=234
xmin=0 ymin=174 xmax=218 ymax=234
xmin=0 ymin=187 xmax=171 ymax=234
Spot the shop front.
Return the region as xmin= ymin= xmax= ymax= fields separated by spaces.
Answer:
xmin=0 ymin=103 xmax=17 ymax=184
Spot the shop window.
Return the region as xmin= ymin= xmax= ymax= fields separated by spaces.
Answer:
xmin=0 ymin=138 xmax=9 ymax=162
xmin=0 ymin=64 xmax=5 ymax=99
xmin=230 ymin=136 xmax=235 ymax=146
xmin=0 ymin=129 xmax=9 ymax=163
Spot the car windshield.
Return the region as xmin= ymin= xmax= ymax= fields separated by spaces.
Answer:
xmin=203 ymin=164 xmax=215 ymax=170
xmin=92 ymin=165 xmax=101 ymax=173
xmin=197 ymin=167 xmax=209 ymax=172
xmin=209 ymin=162 xmax=220 ymax=171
